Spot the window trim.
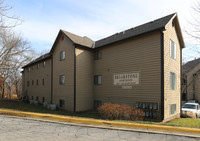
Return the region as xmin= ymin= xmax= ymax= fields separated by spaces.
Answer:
xmin=60 ymin=51 xmax=66 ymax=61
xmin=170 ymin=72 xmax=176 ymax=90
xmin=94 ymin=75 xmax=102 ymax=85
xmin=94 ymin=50 xmax=102 ymax=60
xmin=170 ymin=104 xmax=176 ymax=115
xmin=59 ymin=75 xmax=65 ymax=85
xmin=170 ymin=40 xmax=176 ymax=60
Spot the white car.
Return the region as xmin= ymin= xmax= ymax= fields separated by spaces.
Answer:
xmin=182 ymin=103 xmax=200 ymax=119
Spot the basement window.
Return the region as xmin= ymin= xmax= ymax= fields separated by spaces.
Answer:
xmin=93 ymin=100 xmax=102 ymax=110
xmin=59 ymin=99 xmax=65 ymax=108
xmin=94 ymin=75 xmax=102 ymax=85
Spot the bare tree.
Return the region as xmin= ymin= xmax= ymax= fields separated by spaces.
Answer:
xmin=185 ymin=1 xmax=200 ymax=43
xmin=0 ymin=0 xmax=38 ymax=99
xmin=0 ymin=29 xmax=36 ymax=98
xmin=0 ymin=0 xmax=22 ymax=29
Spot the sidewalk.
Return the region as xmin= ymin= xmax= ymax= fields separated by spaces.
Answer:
xmin=0 ymin=108 xmax=199 ymax=138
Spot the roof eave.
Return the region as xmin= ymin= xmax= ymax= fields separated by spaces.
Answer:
xmin=22 ymin=55 xmax=52 ymax=68
xmin=95 ymin=28 xmax=165 ymax=48
xmin=165 ymin=13 xmax=185 ymax=48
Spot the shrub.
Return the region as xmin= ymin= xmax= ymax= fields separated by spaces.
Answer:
xmin=98 ymin=103 xmax=144 ymax=121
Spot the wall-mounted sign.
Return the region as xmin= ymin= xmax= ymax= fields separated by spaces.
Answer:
xmin=113 ymin=72 xmax=139 ymax=85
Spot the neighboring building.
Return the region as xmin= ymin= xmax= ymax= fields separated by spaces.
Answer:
xmin=22 ymin=13 xmax=185 ymax=121
xmin=182 ymin=58 xmax=200 ymax=103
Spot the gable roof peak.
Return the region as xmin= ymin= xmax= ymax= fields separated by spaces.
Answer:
xmin=61 ymin=30 xmax=94 ymax=48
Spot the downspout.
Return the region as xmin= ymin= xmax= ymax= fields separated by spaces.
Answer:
xmin=73 ymin=44 xmax=77 ymax=113
xmin=180 ymin=46 xmax=182 ymax=116
xmin=51 ymin=55 xmax=53 ymax=104
xmin=160 ymin=31 xmax=164 ymax=121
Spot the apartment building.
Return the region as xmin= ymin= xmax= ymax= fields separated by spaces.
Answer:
xmin=182 ymin=58 xmax=200 ymax=103
xmin=22 ymin=13 xmax=185 ymax=121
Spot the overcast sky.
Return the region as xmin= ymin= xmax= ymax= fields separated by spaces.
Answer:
xmin=5 ymin=0 xmax=199 ymax=62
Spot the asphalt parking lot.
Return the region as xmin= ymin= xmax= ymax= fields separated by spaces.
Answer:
xmin=0 ymin=115 xmax=199 ymax=141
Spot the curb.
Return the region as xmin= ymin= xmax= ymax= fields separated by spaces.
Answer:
xmin=0 ymin=108 xmax=200 ymax=135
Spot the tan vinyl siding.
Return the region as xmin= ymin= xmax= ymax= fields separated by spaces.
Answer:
xmin=52 ymin=33 xmax=74 ymax=111
xmin=23 ymin=59 xmax=52 ymax=103
xmin=76 ymin=48 xmax=94 ymax=111
xmin=163 ymin=20 xmax=181 ymax=120
xmin=94 ymin=31 xmax=161 ymax=111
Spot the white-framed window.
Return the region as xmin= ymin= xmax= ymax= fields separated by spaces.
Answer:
xmin=43 ymin=61 xmax=46 ymax=67
xmin=37 ymin=64 xmax=39 ymax=69
xmin=170 ymin=104 xmax=176 ymax=115
xmin=60 ymin=51 xmax=66 ymax=61
xmin=170 ymin=40 xmax=176 ymax=59
xmin=28 ymin=67 xmax=31 ymax=72
xmin=59 ymin=75 xmax=65 ymax=85
xmin=94 ymin=75 xmax=102 ymax=85
xmin=170 ymin=72 xmax=176 ymax=90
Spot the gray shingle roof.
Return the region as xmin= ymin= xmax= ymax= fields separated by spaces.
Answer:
xmin=95 ymin=13 xmax=176 ymax=48
xmin=62 ymin=30 xmax=94 ymax=48
xmin=23 ymin=13 xmax=184 ymax=68
xmin=22 ymin=53 xmax=51 ymax=68
xmin=182 ymin=58 xmax=200 ymax=74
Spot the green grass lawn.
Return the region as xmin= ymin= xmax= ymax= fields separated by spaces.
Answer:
xmin=0 ymin=99 xmax=101 ymax=119
xmin=0 ymin=99 xmax=199 ymax=128
xmin=162 ymin=118 xmax=200 ymax=128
